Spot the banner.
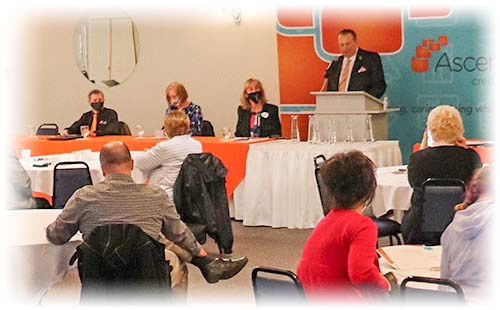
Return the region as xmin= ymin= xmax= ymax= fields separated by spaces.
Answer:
xmin=276 ymin=6 xmax=493 ymax=163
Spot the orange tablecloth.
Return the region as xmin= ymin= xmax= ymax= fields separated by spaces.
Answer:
xmin=14 ymin=135 xmax=272 ymax=197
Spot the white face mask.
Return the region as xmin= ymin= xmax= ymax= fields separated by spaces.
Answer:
xmin=427 ymin=129 xmax=434 ymax=147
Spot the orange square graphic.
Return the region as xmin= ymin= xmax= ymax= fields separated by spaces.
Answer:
xmin=416 ymin=46 xmax=431 ymax=58
xmin=412 ymin=57 xmax=429 ymax=73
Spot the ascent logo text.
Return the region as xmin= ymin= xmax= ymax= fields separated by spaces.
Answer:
xmin=434 ymin=53 xmax=492 ymax=72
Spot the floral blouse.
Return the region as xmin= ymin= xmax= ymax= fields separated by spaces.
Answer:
xmin=165 ymin=102 xmax=203 ymax=136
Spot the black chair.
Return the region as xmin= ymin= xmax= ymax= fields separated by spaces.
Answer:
xmin=420 ymin=178 xmax=466 ymax=245
xmin=36 ymin=123 xmax=59 ymax=135
xmin=251 ymin=266 xmax=306 ymax=304
xmin=71 ymin=224 xmax=171 ymax=305
xmin=313 ymin=154 xmax=402 ymax=245
xmin=118 ymin=121 xmax=132 ymax=135
xmin=53 ymin=161 xmax=92 ymax=209
xmin=400 ymin=276 xmax=465 ymax=302
xmin=201 ymin=120 xmax=215 ymax=136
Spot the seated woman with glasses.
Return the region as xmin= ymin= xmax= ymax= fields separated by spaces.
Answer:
xmin=297 ymin=151 xmax=394 ymax=302
xmin=234 ymin=78 xmax=281 ymax=138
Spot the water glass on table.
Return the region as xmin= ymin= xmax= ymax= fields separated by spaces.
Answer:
xmin=222 ymin=127 xmax=231 ymax=140
xmin=80 ymin=125 xmax=90 ymax=139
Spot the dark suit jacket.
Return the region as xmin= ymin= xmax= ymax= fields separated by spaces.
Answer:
xmin=235 ymin=103 xmax=282 ymax=138
xmin=324 ymin=48 xmax=386 ymax=98
xmin=66 ymin=107 xmax=120 ymax=136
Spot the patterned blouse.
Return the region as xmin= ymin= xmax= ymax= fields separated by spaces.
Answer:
xmin=165 ymin=102 xmax=203 ymax=136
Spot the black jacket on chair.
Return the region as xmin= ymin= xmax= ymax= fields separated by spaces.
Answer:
xmin=70 ymin=224 xmax=171 ymax=304
xmin=173 ymin=153 xmax=234 ymax=254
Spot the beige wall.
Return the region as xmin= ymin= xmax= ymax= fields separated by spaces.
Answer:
xmin=11 ymin=7 xmax=280 ymax=137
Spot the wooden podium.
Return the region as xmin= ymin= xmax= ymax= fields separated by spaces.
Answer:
xmin=310 ymin=91 xmax=399 ymax=141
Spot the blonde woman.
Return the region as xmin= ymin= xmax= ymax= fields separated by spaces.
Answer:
xmin=234 ymin=78 xmax=281 ymax=138
xmin=136 ymin=110 xmax=202 ymax=199
xmin=402 ymin=105 xmax=481 ymax=245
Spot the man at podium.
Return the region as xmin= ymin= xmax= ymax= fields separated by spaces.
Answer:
xmin=320 ymin=29 xmax=386 ymax=99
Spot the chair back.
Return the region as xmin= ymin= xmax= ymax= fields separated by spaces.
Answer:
xmin=400 ymin=276 xmax=465 ymax=302
xmin=251 ymin=266 xmax=306 ymax=304
xmin=201 ymin=120 xmax=215 ymax=136
xmin=73 ymin=224 xmax=171 ymax=305
xmin=118 ymin=121 xmax=132 ymax=135
xmin=36 ymin=123 xmax=59 ymax=135
xmin=421 ymin=178 xmax=466 ymax=237
xmin=313 ymin=154 xmax=330 ymax=216
xmin=53 ymin=161 xmax=93 ymax=209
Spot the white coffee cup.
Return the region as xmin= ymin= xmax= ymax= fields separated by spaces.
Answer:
xmin=21 ymin=149 xmax=32 ymax=159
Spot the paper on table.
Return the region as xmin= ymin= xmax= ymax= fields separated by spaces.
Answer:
xmin=378 ymin=245 xmax=442 ymax=271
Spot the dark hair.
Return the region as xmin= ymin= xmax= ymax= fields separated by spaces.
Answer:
xmin=88 ymin=89 xmax=104 ymax=100
xmin=99 ymin=141 xmax=132 ymax=166
xmin=338 ymin=29 xmax=357 ymax=41
xmin=320 ymin=150 xmax=376 ymax=209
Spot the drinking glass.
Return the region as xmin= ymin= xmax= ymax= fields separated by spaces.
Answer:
xmin=222 ymin=127 xmax=231 ymax=140
xmin=80 ymin=125 xmax=90 ymax=139
xmin=290 ymin=115 xmax=300 ymax=142
xmin=135 ymin=125 xmax=145 ymax=138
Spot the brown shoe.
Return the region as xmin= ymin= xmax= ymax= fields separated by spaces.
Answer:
xmin=198 ymin=256 xmax=248 ymax=283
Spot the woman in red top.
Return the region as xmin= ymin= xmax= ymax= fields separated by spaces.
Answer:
xmin=297 ymin=151 xmax=391 ymax=301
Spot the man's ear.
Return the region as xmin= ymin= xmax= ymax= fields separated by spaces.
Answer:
xmin=101 ymin=164 xmax=107 ymax=177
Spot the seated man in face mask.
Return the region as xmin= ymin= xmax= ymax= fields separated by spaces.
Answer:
xmin=63 ymin=89 xmax=120 ymax=137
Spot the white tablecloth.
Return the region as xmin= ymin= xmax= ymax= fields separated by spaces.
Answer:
xmin=21 ymin=151 xmax=146 ymax=195
xmin=6 ymin=209 xmax=81 ymax=304
xmin=371 ymin=165 xmax=412 ymax=223
xmin=232 ymin=140 xmax=402 ymax=228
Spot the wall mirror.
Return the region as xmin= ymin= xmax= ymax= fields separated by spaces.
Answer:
xmin=74 ymin=13 xmax=140 ymax=87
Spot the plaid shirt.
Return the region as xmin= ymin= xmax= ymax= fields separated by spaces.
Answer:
xmin=166 ymin=102 xmax=203 ymax=136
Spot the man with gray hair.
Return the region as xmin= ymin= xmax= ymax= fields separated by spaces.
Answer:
xmin=46 ymin=141 xmax=248 ymax=297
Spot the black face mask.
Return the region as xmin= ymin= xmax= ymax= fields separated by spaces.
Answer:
xmin=247 ymin=91 xmax=262 ymax=103
xmin=91 ymin=102 xmax=104 ymax=112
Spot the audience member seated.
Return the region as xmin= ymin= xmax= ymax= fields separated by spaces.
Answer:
xmin=164 ymin=82 xmax=203 ymax=136
xmin=402 ymin=105 xmax=482 ymax=245
xmin=234 ymin=78 xmax=281 ymax=138
xmin=440 ymin=166 xmax=493 ymax=301
xmin=297 ymin=151 xmax=395 ymax=302
xmin=8 ymin=149 xmax=51 ymax=209
xmin=63 ymin=89 xmax=121 ymax=137
xmin=136 ymin=110 xmax=202 ymax=199
xmin=46 ymin=141 xmax=248 ymax=304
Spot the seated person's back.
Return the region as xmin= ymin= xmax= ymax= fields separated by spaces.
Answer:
xmin=403 ymin=105 xmax=481 ymax=245
xmin=136 ymin=110 xmax=202 ymax=198
xmin=297 ymin=151 xmax=391 ymax=301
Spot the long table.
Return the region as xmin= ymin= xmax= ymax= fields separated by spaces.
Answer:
xmin=14 ymin=136 xmax=272 ymax=197
xmin=232 ymin=140 xmax=403 ymax=228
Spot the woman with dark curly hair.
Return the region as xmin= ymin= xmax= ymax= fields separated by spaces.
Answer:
xmin=297 ymin=151 xmax=391 ymax=301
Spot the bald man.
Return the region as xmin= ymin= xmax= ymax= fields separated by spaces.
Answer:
xmin=46 ymin=141 xmax=248 ymax=294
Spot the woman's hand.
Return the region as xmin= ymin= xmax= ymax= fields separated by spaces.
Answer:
xmin=419 ymin=129 xmax=428 ymax=150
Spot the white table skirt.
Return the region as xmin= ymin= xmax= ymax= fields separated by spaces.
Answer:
xmin=21 ymin=151 xmax=146 ymax=195
xmin=6 ymin=209 xmax=81 ymax=304
xmin=371 ymin=165 xmax=412 ymax=223
xmin=232 ymin=140 xmax=403 ymax=228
